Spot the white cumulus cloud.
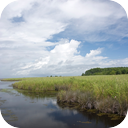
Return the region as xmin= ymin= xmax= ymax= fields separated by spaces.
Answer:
xmin=0 ymin=0 xmax=128 ymax=78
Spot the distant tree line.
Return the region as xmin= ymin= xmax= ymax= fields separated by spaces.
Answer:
xmin=81 ymin=67 xmax=128 ymax=76
xmin=47 ymin=75 xmax=62 ymax=77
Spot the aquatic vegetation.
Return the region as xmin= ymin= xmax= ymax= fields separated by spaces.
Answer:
xmin=87 ymin=109 xmax=97 ymax=113
xmin=2 ymin=75 xmax=128 ymax=116
xmin=81 ymin=121 xmax=92 ymax=123
xmin=43 ymin=104 xmax=48 ymax=106
xmin=77 ymin=121 xmax=92 ymax=123
xmin=1 ymin=109 xmax=18 ymax=122
xmin=0 ymin=99 xmax=6 ymax=106
xmin=97 ymin=113 xmax=108 ymax=116
xmin=15 ymin=89 xmax=57 ymax=100
xmin=0 ymin=89 xmax=17 ymax=96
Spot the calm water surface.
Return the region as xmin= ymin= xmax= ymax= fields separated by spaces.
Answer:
xmin=0 ymin=81 xmax=124 ymax=128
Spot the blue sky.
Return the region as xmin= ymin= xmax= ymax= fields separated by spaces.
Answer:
xmin=0 ymin=0 xmax=128 ymax=78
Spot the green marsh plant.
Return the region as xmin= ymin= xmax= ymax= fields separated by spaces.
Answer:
xmin=3 ymin=75 xmax=128 ymax=116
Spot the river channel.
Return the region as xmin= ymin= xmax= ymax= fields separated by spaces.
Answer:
xmin=0 ymin=80 xmax=124 ymax=128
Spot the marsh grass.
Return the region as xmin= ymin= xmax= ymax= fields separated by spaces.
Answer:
xmin=2 ymin=75 xmax=128 ymax=116
xmin=1 ymin=109 xmax=18 ymax=122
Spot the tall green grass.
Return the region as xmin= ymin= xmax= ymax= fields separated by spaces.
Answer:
xmin=2 ymin=75 xmax=128 ymax=115
xmin=3 ymin=75 xmax=128 ymax=101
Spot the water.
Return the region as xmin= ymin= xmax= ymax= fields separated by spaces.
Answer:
xmin=0 ymin=81 xmax=124 ymax=128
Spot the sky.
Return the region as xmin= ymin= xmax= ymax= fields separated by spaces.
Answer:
xmin=0 ymin=0 xmax=128 ymax=78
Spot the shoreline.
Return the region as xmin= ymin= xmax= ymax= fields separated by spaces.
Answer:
xmin=57 ymin=101 xmax=125 ymax=121
xmin=57 ymin=90 xmax=127 ymax=117
xmin=12 ymin=85 xmax=127 ymax=117
xmin=2 ymin=75 xmax=128 ymax=117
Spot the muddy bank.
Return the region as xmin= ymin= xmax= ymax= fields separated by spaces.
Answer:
xmin=57 ymin=90 xmax=128 ymax=117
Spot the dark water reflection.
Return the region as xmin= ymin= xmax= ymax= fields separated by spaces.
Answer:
xmin=0 ymin=81 xmax=124 ymax=128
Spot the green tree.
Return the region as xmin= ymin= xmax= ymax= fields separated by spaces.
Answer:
xmin=116 ymin=70 xmax=121 ymax=75
xmin=83 ymin=67 xmax=128 ymax=76
xmin=81 ymin=73 xmax=85 ymax=76
xmin=122 ymin=69 xmax=127 ymax=74
xmin=107 ymin=70 xmax=116 ymax=75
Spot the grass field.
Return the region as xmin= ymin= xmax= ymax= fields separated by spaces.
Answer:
xmin=2 ymin=75 xmax=128 ymax=116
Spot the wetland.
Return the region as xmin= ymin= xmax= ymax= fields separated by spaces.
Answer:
xmin=0 ymin=75 xmax=127 ymax=128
